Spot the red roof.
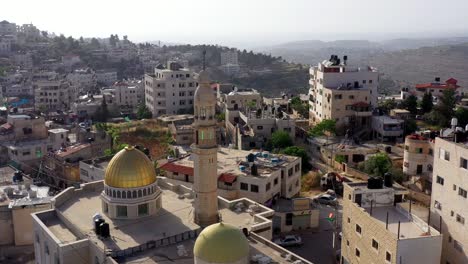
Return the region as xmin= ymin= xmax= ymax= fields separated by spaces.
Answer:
xmin=160 ymin=162 xmax=194 ymax=176
xmin=415 ymin=78 xmax=460 ymax=89
xmin=218 ymin=173 xmax=237 ymax=183
xmin=0 ymin=123 xmax=13 ymax=130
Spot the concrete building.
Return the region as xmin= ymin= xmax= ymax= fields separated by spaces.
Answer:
xmin=219 ymin=87 xmax=262 ymax=111
xmin=389 ymin=109 xmax=411 ymax=120
xmin=66 ymin=68 xmax=96 ymax=92
xmin=225 ymin=106 xmax=295 ymax=150
xmin=144 ymin=62 xmax=198 ymax=116
xmin=220 ymin=50 xmax=239 ymax=65
xmin=0 ymin=114 xmax=48 ymax=142
xmin=414 ymin=77 xmax=461 ymax=99
xmin=34 ymin=80 xmax=71 ymax=111
xmin=31 ymin=74 xmax=310 ymax=263
xmin=169 ymin=123 xmax=194 ymax=145
xmin=0 ymin=167 xmax=52 ymax=247
xmin=0 ymin=39 xmax=11 ymax=54
xmin=0 ymin=20 xmax=17 ymax=36
xmin=430 ymin=135 xmax=468 ymax=264
xmin=309 ymin=55 xmax=379 ymax=134
xmin=61 ymin=55 xmax=81 ymax=67
xmin=71 ymin=94 xmax=104 ymax=118
xmin=272 ymin=198 xmax=319 ymax=233
xmin=19 ymin=23 xmax=41 ymax=40
xmin=95 ymin=70 xmax=117 ymax=86
xmin=371 ymin=115 xmax=404 ymax=142
xmin=341 ymin=180 xmax=442 ymax=264
xmin=103 ymin=80 xmax=144 ymax=113
xmin=79 ymin=156 xmax=112 ymax=183
xmin=403 ymin=134 xmax=434 ymax=189
xmin=161 ymin=148 xmax=302 ymax=204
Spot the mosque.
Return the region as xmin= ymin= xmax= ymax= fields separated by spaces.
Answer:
xmin=31 ymin=71 xmax=311 ymax=264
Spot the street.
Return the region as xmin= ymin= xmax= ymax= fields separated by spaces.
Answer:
xmin=288 ymin=201 xmax=343 ymax=264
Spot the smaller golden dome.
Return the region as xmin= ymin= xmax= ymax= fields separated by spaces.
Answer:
xmin=194 ymin=223 xmax=249 ymax=263
xmin=105 ymin=146 xmax=156 ymax=188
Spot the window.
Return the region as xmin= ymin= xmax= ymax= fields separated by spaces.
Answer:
xmin=103 ymin=203 xmax=108 ymax=213
xmin=251 ymin=184 xmax=259 ymax=193
xmin=417 ymin=148 xmax=423 ymax=153
xmin=347 ymin=217 xmax=350 ymax=223
xmin=461 ymin=158 xmax=468 ymax=169
xmin=355 ymin=224 xmax=362 ymax=235
xmin=257 ymin=126 xmax=263 ymax=130
xmin=434 ymin=200 xmax=442 ymax=210
xmin=372 ymin=239 xmax=379 ymax=250
xmin=288 ymin=168 xmax=293 ymax=177
xmin=386 ymin=252 xmax=392 ymax=262
xmin=274 ymin=178 xmax=278 ymax=186
xmin=355 ymin=248 xmax=360 ymax=257
xmin=456 ymin=214 xmax=465 ymax=224
xmin=349 ymin=95 xmax=354 ymax=99
xmin=295 ymin=163 xmax=300 ymax=172
xmin=429 ymin=149 xmax=433 ymax=156
xmin=436 ymin=176 xmax=444 ymax=185
xmin=459 ymin=188 xmax=467 ymax=198
xmin=116 ymin=205 xmax=127 ymax=217
xmin=346 ymin=240 xmax=350 ymax=246
xmin=453 ymin=184 xmax=457 ymax=191
xmin=334 ymin=94 xmax=342 ymax=99
xmin=369 ymin=80 xmax=373 ymax=84
xmin=240 ymin=182 xmax=248 ymax=190
xmin=451 ymin=211 xmax=454 ymax=217
xmin=138 ymin=203 xmax=149 ymax=216
xmin=363 ymin=80 xmax=367 ymax=84
xmin=286 ymin=213 xmax=293 ymax=226
xmin=266 ymin=182 xmax=271 ymax=191
xmin=439 ymin=148 xmax=450 ymax=161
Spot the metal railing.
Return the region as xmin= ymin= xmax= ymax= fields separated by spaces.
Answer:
xmin=110 ymin=228 xmax=202 ymax=260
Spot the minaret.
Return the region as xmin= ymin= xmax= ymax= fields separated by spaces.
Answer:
xmin=192 ymin=68 xmax=219 ymax=226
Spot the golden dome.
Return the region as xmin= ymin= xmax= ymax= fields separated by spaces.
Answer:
xmin=194 ymin=223 xmax=249 ymax=263
xmin=105 ymin=146 xmax=156 ymax=188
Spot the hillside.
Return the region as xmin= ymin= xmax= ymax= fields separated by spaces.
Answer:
xmin=258 ymin=39 xmax=468 ymax=94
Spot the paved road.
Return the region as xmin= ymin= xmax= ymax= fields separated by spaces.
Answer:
xmin=288 ymin=202 xmax=343 ymax=264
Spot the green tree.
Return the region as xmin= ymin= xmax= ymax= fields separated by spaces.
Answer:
xmin=378 ymin=99 xmax=397 ymax=114
xmin=281 ymin=146 xmax=311 ymax=172
xmin=438 ymin=90 xmax=456 ymax=121
xmin=309 ymin=119 xmax=336 ymax=137
xmin=361 ymin=153 xmax=392 ymax=177
xmin=93 ymin=96 xmax=109 ymax=122
xmin=335 ymin=155 xmax=346 ymax=164
xmin=402 ymin=94 xmax=418 ymax=115
xmin=215 ymin=112 xmax=225 ymax=122
xmin=290 ymin=96 xmax=309 ymax=118
xmin=136 ymin=104 xmax=152 ymax=119
xmin=421 ymin=93 xmax=433 ymax=113
xmin=404 ymin=119 xmax=418 ymax=135
xmin=268 ymin=131 xmax=293 ymax=149
xmin=455 ymin=107 xmax=468 ymax=127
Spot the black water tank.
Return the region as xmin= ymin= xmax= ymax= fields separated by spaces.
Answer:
xmin=385 ymin=146 xmax=392 ymax=153
xmin=247 ymin=153 xmax=255 ymax=162
xmin=251 ymin=163 xmax=258 ymax=176
xmin=100 ymin=222 xmax=110 ymax=238
xmin=94 ymin=218 xmax=105 ymax=235
xmin=384 ymin=173 xmax=393 ymax=187
xmin=242 ymin=228 xmax=249 ymax=237
xmin=367 ymin=177 xmax=383 ymax=189
xmin=13 ymin=171 xmax=23 ymax=182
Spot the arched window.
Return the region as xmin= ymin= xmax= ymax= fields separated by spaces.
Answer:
xmin=138 ymin=189 xmax=142 ymax=197
xmin=122 ymin=191 xmax=126 ymax=199
xmin=112 ymin=190 xmax=116 ymax=198
xmin=133 ymin=190 xmax=137 ymax=198
xmin=151 ymin=186 xmax=154 ymax=193
xmin=143 ymin=188 xmax=147 ymax=196
xmin=127 ymin=191 xmax=131 ymax=198
xmin=117 ymin=191 xmax=121 ymax=198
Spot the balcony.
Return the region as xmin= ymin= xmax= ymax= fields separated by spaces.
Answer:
xmin=354 ymin=111 xmax=372 ymax=117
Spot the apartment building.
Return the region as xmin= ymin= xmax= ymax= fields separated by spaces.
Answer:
xmin=104 ymin=80 xmax=144 ymax=111
xmin=95 ymin=70 xmax=117 ymax=86
xmin=414 ymin=77 xmax=461 ymax=99
xmin=403 ymin=134 xmax=434 ymax=189
xmin=66 ymin=68 xmax=96 ymax=92
xmin=0 ymin=20 xmax=17 ymax=36
xmin=161 ymin=148 xmax=302 ymax=204
xmin=34 ymin=80 xmax=71 ymax=111
xmin=309 ymin=55 xmax=379 ymax=134
xmin=144 ymin=62 xmax=198 ymax=116
xmin=225 ymin=105 xmax=295 ymax=150
xmin=371 ymin=115 xmax=404 ymax=142
xmin=342 ymin=179 xmax=442 ymax=264
xmin=430 ymin=134 xmax=468 ymax=264
xmin=220 ymin=87 xmax=262 ymax=111
xmin=221 ymin=50 xmax=239 ymax=65
xmin=0 ymin=114 xmax=48 ymax=142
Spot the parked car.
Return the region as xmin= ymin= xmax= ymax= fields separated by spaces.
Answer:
xmin=273 ymin=235 xmax=303 ymax=247
xmin=313 ymin=194 xmax=338 ymax=206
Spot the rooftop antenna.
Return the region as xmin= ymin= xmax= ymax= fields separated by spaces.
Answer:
xmin=202 ymin=50 xmax=206 ymax=71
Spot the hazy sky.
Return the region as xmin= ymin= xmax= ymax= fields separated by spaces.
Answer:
xmin=2 ymin=0 xmax=468 ymax=47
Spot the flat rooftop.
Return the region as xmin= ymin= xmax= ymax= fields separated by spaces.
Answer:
xmin=363 ymin=206 xmax=439 ymax=239
xmin=54 ymin=186 xmax=263 ymax=251
xmin=44 ymin=217 xmax=78 ymax=243
xmin=171 ymin=148 xmax=298 ymax=178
